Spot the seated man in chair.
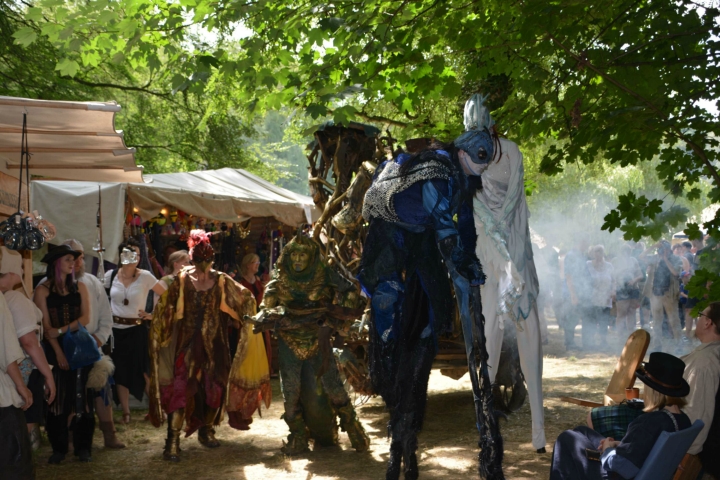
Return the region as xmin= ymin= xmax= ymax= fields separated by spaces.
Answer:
xmin=589 ymin=302 xmax=720 ymax=476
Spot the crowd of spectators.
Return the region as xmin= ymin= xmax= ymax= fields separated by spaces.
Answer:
xmin=546 ymin=236 xmax=707 ymax=355
xmin=0 ymin=237 xmax=245 ymax=478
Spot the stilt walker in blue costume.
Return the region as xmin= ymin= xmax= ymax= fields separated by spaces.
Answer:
xmin=359 ymin=131 xmax=505 ymax=480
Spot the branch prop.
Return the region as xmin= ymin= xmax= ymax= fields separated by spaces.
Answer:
xmin=452 ymin=275 xmax=505 ymax=479
xmin=469 ymin=284 xmax=505 ymax=479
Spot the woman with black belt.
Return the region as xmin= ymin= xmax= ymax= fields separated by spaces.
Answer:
xmin=105 ymin=238 xmax=164 ymax=424
xmin=33 ymin=244 xmax=94 ymax=464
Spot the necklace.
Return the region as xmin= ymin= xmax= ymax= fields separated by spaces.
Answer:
xmin=119 ymin=268 xmax=137 ymax=306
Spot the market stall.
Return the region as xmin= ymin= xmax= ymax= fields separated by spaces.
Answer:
xmin=31 ymin=167 xmax=318 ymax=277
xmin=0 ymin=95 xmax=141 ymax=288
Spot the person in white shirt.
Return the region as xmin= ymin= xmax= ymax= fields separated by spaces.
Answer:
xmin=682 ymin=302 xmax=720 ymax=458
xmin=0 ymin=291 xmax=34 ymax=478
xmin=0 ymin=246 xmax=55 ymax=450
xmin=105 ymin=238 xmax=164 ymax=424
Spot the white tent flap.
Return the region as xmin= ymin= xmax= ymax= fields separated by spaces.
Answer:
xmin=31 ymin=181 xmax=126 ymax=264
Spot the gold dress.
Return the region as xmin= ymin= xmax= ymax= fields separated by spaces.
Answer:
xmin=148 ymin=270 xmax=271 ymax=434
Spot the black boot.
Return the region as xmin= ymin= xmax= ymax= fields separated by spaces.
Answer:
xmin=73 ymin=413 xmax=95 ymax=461
xmin=402 ymin=436 xmax=419 ymax=480
xmin=386 ymin=441 xmax=403 ymax=480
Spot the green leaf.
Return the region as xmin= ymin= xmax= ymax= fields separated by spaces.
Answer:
xmin=98 ymin=10 xmax=118 ymax=24
xmin=54 ymin=58 xmax=79 ymax=77
xmin=12 ymin=27 xmax=37 ymax=47
xmin=306 ymin=104 xmax=328 ymax=119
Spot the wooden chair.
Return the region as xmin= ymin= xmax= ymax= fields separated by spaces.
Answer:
xmin=673 ymin=453 xmax=703 ymax=480
xmin=560 ymin=329 xmax=650 ymax=408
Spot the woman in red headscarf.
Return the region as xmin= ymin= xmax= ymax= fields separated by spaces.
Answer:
xmin=148 ymin=230 xmax=271 ymax=462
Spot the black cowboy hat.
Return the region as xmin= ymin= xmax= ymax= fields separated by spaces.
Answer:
xmin=635 ymin=352 xmax=690 ymax=398
xmin=40 ymin=244 xmax=81 ymax=265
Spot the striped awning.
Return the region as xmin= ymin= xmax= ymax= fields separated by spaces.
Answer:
xmin=0 ymin=95 xmax=142 ymax=183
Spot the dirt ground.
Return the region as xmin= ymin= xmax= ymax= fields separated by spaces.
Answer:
xmin=33 ymin=317 xmax=631 ymax=480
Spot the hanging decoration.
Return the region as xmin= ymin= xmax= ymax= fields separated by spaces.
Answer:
xmin=93 ymin=186 xmax=106 ymax=281
xmin=0 ymin=112 xmax=53 ymax=251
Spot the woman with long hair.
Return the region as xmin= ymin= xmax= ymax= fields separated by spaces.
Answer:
xmin=550 ymin=352 xmax=692 ymax=479
xmin=33 ymin=245 xmax=94 ymax=464
xmin=105 ymin=238 xmax=165 ymax=424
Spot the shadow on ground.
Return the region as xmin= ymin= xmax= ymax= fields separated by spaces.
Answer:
xmin=33 ymin=319 xmax=625 ymax=479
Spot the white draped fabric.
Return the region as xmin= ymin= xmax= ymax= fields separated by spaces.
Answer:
xmin=473 ymin=137 xmax=546 ymax=450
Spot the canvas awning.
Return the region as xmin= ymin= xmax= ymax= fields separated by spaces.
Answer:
xmin=0 ymin=96 xmax=142 ymax=183
xmin=31 ymin=168 xmax=318 ymax=263
xmin=132 ymin=167 xmax=318 ymax=226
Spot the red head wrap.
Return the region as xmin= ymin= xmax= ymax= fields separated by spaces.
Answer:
xmin=187 ymin=229 xmax=214 ymax=263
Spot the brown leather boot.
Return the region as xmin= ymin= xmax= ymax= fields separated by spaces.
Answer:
xmin=163 ymin=409 xmax=184 ymax=462
xmin=198 ymin=408 xmax=220 ymax=448
xmin=99 ymin=421 xmax=126 ymax=449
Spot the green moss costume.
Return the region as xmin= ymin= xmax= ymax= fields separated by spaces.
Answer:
xmin=259 ymin=233 xmax=369 ymax=454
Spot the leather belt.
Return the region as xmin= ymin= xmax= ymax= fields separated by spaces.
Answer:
xmin=113 ymin=316 xmax=142 ymax=326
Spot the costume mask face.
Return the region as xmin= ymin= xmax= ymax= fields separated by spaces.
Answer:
xmin=120 ymin=248 xmax=138 ymax=265
xmin=454 ymin=129 xmax=494 ymax=176
xmin=459 ymin=150 xmax=489 ymax=176
xmin=290 ymin=250 xmax=310 ymax=272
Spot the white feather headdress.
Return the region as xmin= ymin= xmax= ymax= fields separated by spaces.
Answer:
xmin=463 ymin=93 xmax=494 ymax=132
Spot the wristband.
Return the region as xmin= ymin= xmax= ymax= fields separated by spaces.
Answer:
xmin=58 ymin=327 xmax=63 ymax=335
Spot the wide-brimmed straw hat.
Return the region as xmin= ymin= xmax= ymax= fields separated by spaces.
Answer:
xmin=636 ymin=352 xmax=690 ymax=398
xmin=40 ymin=244 xmax=81 ymax=265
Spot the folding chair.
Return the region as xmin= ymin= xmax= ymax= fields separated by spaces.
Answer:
xmin=635 ymin=419 xmax=704 ymax=480
xmin=560 ymin=329 xmax=650 ymax=407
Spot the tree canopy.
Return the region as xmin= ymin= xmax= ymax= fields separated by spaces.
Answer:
xmin=11 ymin=0 xmax=720 ymax=301
xmin=1 ymin=1 xmax=276 ymax=177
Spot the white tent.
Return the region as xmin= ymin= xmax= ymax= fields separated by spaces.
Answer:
xmin=135 ymin=168 xmax=316 ymax=227
xmin=0 ymin=96 xmax=142 ymax=183
xmin=31 ymin=168 xmax=317 ymax=264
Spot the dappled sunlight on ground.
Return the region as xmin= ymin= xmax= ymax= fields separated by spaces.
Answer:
xmin=33 ymin=316 xmax=629 ymax=479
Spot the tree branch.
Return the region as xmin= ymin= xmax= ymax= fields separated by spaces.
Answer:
xmin=546 ymin=32 xmax=720 ymax=188
xmin=71 ymin=77 xmax=170 ymax=98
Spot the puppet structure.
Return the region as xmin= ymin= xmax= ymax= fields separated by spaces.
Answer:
xmin=359 ymin=131 xmax=505 ymax=480
xmin=148 ymin=230 xmax=271 ymax=462
xmin=466 ymin=94 xmax=547 ymax=453
xmin=250 ymin=233 xmax=370 ymax=455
